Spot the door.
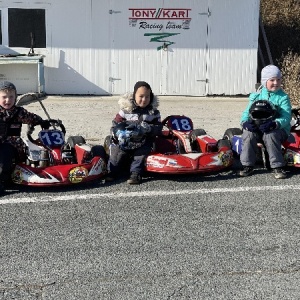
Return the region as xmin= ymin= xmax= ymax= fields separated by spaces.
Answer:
xmin=109 ymin=0 xmax=208 ymax=96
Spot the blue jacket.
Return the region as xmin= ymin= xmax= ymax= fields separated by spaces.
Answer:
xmin=240 ymin=87 xmax=292 ymax=134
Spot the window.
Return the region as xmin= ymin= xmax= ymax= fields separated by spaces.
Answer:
xmin=8 ymin=8 xmax=46 ymax=48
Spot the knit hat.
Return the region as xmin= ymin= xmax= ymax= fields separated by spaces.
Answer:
xmin=261 ymin=65 xmax=281 ymax=87
xmin=133 ymin=81 xmax=153 ymax=102
xmin=0 ymin=81 xmax=16 ymax=92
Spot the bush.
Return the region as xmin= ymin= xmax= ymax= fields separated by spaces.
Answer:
xmin=261 ymin=0 xmax=300 ymax=105
xmin=280 ymin=51 xmax=300 ymax=106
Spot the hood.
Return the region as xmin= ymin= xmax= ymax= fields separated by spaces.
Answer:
xmin=118 ymin=92 xmax=159 ymax=112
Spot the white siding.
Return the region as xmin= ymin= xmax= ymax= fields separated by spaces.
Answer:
xmin=0 ymin=0 xmax=260 ymax=96
xmin=207 ymin=0 xmax=260 ymax=95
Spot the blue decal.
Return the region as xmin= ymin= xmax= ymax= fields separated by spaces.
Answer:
xmin=39 ymin=130 xmax=65 ymax=146
xmin=232 ymin=135 xmax=242 ymax=155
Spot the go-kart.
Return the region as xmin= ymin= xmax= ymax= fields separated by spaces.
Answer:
xmin=12 ymin=94 xmax=107 ymax=186
xmin=104 ymin=115 xmax=233 ymax=174
xmin=223 ymin=107 xmax=300 ymax=168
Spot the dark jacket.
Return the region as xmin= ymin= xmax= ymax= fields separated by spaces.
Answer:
xmin=111 ymin=92 xmax=162 ymax=150
xmin=0 ymin=105 xmax=43 ymax=154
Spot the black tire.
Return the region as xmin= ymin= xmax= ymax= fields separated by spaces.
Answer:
xmin=67 ymin=136 xmax=86 ymax=148
xmin=223 ymin=128 xmax=242 ymax=142
xmin=190 ymin=129 xmax=206 ymax=153
xmin=91 ymin=145 xmax=106 ymax=157
xmin=104 ymin=135 xmax=112 ymax=155
xmin=91 ymin=145 xmax=108 ymax=163
xmin=193 ymin=128 xmax=207 ymax=136
xmin=217 ymin=139 xmax=232 ymax=149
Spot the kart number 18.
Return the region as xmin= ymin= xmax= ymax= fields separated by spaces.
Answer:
xmin=171 ymin=117 xmax=192 ymax=131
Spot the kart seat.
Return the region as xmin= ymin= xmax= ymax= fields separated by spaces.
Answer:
xmin=154 ymin=135 xmax=176 ymax=154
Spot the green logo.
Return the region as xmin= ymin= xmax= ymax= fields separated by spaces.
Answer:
xmin=144 ymin=32 xmax=180 ymax=50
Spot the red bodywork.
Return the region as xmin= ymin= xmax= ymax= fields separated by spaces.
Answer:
xmin=12 ymin=131 xmax=107 ymax=187
xmin=282 ymin=131 xmax=300 ymax=167
xmin=145 ymin=115 xmax=233 ymax=174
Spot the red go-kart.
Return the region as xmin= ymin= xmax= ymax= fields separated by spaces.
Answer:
xmin=105 ymin=115 xmax=233 ymax=175
xmin=12 ymin=119 xmax=107 ymax=186
xmin=145 ymin=115 xmax=233 ymax=174
xmin=223 ymin=108 xmax=300 ymax=169
xmin=12 ymin=94 xmax=107 ymax=187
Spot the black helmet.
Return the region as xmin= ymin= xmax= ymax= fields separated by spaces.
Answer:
xmin=249 ymin=100 xmax=276 ymax=125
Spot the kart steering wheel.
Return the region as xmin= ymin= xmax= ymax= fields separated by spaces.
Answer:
xmin=161 ymin=115 xmax=179 ymax=127
xmin=27 ymin=119 xmax=66 ymax=146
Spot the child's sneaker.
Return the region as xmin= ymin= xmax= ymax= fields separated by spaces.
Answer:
xmin=273 ymin=168 xmax=287 ymax=179
xmin=105 ymin=173 xmax=116 ymax=182
xmin=238 ymin=166 xmax=254 ymax=177
xmin=127 ymin=173 xmax=141 ymax=184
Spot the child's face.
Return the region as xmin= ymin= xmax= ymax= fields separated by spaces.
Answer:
xmin=134 ymin=86 xmax=151 ymax=108
xmin=0 ymin=89 xmax=16 ymax=110
xmin=266 ymin=77 xmax=282 ymax=92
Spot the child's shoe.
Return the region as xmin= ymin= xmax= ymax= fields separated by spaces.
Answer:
xmin=273 ymin=168 xmax=287 ymax=179
xmin=105 ymin=173 xmax=116 ymax=182
xmin=127 ymin=173 xmax=141 ymax=184
xmin=238 ymin=166 xmax=254 ymax=177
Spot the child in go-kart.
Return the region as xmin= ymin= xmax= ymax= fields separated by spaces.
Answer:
xmin=0 ymin=81 xmax=50 ymax=194
xmin=239 ymin=65 xmax=292 ymax=179
xmin=106 ymin=81 xmax=162 ymax=184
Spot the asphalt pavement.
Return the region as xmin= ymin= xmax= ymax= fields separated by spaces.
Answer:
xmin=1 ymin=95 xmax=300 ymax=299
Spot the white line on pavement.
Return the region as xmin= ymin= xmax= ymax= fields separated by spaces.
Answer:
xmin=1 ymin=184 xmax=299 ymax=205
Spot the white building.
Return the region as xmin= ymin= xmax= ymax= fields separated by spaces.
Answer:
xmin=0 ymin=0 xmax=260 ymax=96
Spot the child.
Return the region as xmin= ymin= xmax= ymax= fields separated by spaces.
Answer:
xmin=239 ymin=65 xmax=292 ymax=179
xmin=106 ymin=81 xmax=162 ymax=184
xmin=0 ymin=81 xmax=50 ymax=194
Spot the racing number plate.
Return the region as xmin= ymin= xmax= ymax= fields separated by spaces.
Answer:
xmin=168 ymin=116 xmax=193 ymax=132
xmin=39 ymin=130 xmax=65 ymax=146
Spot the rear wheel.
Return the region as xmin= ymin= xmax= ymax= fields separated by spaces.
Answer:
xmin=223 ymin=128 xmax=242 ymax=142
xmin=67 ymin=136 xmax=86 ymax=148
xmin=66 ymin=136 xmax=86 ymax=163
xmin=192 ymin=129 xmax=207 ymax=136
xmin=217 ymin=139 xmax=232 ymax=149
xmin=190 ymin=129 xmax=207 ymax=152
xmin=104 ymin=135 xmax=112 ymax=155
xmin=91 ymin=145 xmax=108 ymax=162
xmin=222 ymin=128 xmax=242 ymax=158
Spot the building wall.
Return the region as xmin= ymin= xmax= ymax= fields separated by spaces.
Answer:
xmin=0 ymin=0 xmax=260 ymax=96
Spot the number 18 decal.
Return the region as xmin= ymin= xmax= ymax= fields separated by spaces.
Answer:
xmin=170 ymin=117 xmax=193 ymax=131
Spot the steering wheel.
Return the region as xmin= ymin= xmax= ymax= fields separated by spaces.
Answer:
xmin=161 ymin=115 xmax=179 ymax=127
xmin=27 ymin=119 xmax=66 ymax=146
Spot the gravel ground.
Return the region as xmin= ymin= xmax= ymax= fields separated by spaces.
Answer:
xmin=20 ymin=94 xmax=249 ymax=145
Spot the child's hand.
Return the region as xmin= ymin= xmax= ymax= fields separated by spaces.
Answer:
xmin=125 ymin=123 xmax=137 ymax=130
xmin=140 ymin=121 xmax=151 ymax=133
xmin=40 ymin=120 xmax=51 ymax=129
xmin=242 ymin=121 xmax=257 ymax=132
xmin=259 ymin=120 xmax=277 ymax=133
